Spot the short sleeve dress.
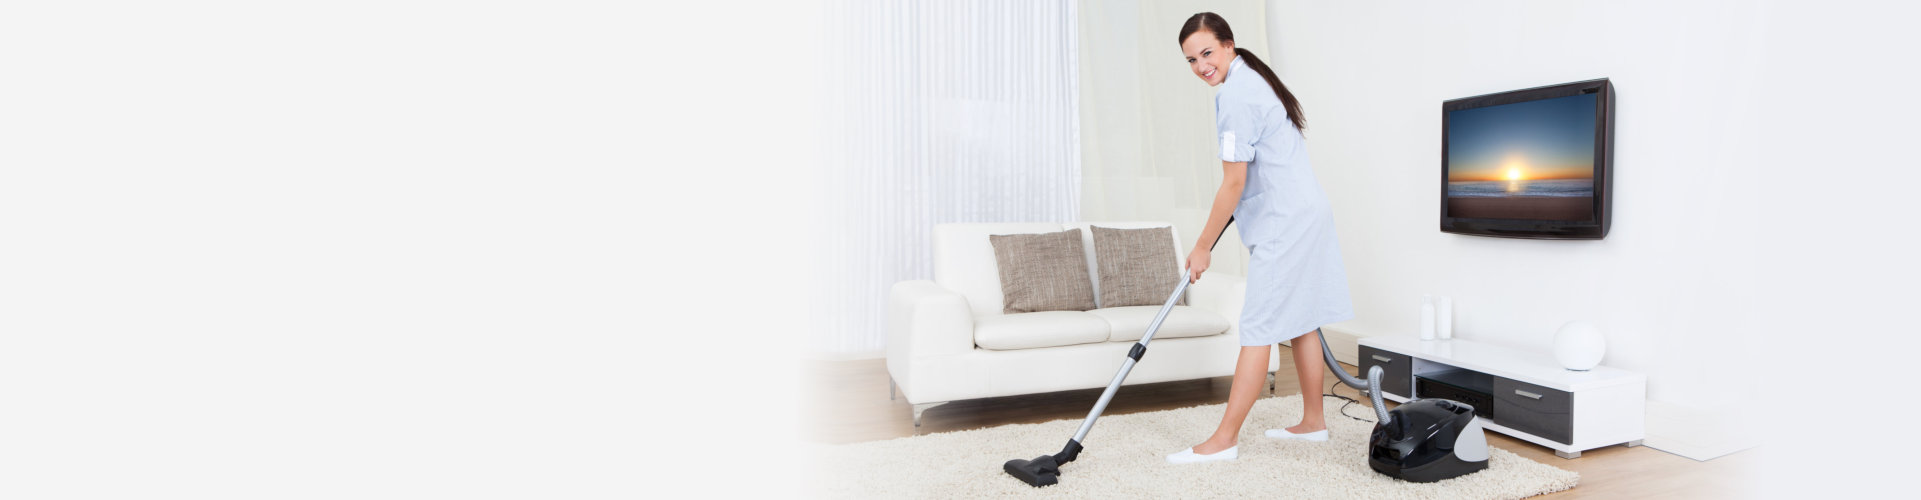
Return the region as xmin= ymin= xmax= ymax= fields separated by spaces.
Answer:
xmin=1214 ymin=56 xmax=1356 ymax=346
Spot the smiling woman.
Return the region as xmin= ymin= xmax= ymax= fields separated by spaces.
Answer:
xmin=1166 ymin=11 xmax=1356 ymax=466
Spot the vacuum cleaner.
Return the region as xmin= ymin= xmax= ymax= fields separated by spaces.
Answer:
xmin=1322 ymin=334 xmax=1491 ymax=482
xmin=1003 ymin=219 xmax=1491 ymax=487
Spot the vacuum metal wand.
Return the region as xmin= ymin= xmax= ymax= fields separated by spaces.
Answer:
xmin=1069 ymin=271 xmax=1193 ymax=444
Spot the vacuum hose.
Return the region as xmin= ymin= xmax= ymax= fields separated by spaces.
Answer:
xmin=1317 ymin=330 xmax=1392 ymax=424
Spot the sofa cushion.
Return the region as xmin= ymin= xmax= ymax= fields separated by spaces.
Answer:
xmin=933 ymin=223 xmax=1072 ymax=317
xmin=973 ymin=311 xmax=1111 ymax=351
xmin=989 ymin=228 xmax=1098 ymax=314
xmin=1088 ymin=306 xmax=1229 ymax=343
xmin=1091 ymin=225 xmax=1186 ymax=308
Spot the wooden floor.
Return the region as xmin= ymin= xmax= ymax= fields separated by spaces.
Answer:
xmin=802 ymin=345 xmax=1759 ymax=499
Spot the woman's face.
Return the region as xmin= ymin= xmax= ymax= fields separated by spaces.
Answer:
xmin=1181 ymin=31 xmax=1235 ymax=87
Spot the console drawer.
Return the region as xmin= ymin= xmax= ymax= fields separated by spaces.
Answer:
xmin=1357 ymin=345 xmax=1411 ymax=398
xmin=1493 ymin=377 xmax=1573 ymax=444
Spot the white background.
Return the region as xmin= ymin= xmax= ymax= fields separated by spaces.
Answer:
xmin=1 ymin=1 xmax=817 ymax=497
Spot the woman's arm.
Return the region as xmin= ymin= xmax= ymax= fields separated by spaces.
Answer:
xmin=1187 ymin=160 xmax=1247 ymax=282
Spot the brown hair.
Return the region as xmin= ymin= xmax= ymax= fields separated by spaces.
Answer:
xmin=1179 ymin=12 xmax=1307 ymax=134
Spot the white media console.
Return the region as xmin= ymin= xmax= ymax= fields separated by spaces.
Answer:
xmin=1357 ymin=335 xmax=1646 ymax=459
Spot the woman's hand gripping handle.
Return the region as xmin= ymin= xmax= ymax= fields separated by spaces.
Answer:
xmin=1184 ymin=216 xmax=1234 ymax=284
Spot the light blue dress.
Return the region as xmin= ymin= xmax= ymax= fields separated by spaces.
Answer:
xmin=1215 ymin=56 xmax=1355 ymax=346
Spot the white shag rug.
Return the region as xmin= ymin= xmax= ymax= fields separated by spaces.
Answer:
xmin=809 ymin=395 xmax=1578 ymax=499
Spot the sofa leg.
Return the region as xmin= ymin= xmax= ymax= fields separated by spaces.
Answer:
xmin=889 ymin=377 xmax=897 ymax=401
xmin=1268 ymin=372 xmax=1277 ymax=395
xmin=912 ymin=402 xmax=947 ymax=428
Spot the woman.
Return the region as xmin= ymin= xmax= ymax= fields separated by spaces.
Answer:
xmin=1166 ymin=12 xmax=1355 ymax=465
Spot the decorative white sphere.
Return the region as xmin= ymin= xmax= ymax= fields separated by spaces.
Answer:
xmin=1553 ymin=321 xmax=1606 ymax=371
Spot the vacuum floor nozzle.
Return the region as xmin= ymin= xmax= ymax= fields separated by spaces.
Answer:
xmin=1002 ymin=455 xmax=1061 ymax=487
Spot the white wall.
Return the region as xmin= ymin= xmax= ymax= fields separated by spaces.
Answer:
xmin=1079 ymin=0 xmax=1269 ymax=277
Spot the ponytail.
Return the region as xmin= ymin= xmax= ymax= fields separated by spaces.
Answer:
xmin=1180 ymin=12 xmax=1308 ymax=134
xmin=1233 ymin=47 xmax=1307 ymax=134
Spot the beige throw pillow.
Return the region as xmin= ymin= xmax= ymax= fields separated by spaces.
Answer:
xmin=1091 ymin=225 xmax=1185 ymax=308
xmin=989 ymin=229 xmax=1098 ymax=314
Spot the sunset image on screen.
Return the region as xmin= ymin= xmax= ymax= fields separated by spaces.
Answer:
xmin=1446 ymin=93 xmax=1598 ymax=221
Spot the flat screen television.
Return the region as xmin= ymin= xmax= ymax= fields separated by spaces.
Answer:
xmin=1441 ymin=78 xmax=1614 ymax=239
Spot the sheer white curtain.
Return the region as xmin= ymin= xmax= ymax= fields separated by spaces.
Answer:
xmin=816 ymin=0 xmax=1081 ymax=355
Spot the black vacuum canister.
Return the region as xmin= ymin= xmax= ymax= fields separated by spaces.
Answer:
xmin=1367 ymin=398 xmax=1491 ymax=483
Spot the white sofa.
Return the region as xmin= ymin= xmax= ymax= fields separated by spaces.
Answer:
xmin=886 ymin=221 xmax=1281 ymax=426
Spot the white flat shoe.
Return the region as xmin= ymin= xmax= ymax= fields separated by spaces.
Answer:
xmin=1265 ymin=427 xmax=1329 ymax=442
xmin=1165 ymin=445 xmax=1238 ymax=464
